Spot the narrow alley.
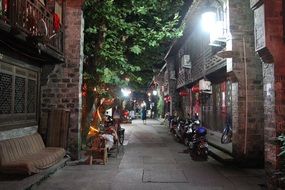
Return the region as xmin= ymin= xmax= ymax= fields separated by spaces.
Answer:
xmin=34 ymin=119 xmax=266 ymax=190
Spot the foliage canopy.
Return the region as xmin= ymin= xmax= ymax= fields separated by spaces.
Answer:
xmin=83 ymin=0 xmax=186 ymax=94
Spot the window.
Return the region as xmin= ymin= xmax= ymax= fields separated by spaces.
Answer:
xmin=0 ymin=61 xmax=39 ymax=130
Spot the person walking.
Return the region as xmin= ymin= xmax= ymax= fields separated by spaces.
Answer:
xmin=113 ymin=106 xmax=121 ymax=132
xmin=141 ymin=106 xmax=147 ymax=124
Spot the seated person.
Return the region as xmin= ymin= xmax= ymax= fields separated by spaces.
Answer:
xmin=101 ymin=115 xmax=118 ymax=150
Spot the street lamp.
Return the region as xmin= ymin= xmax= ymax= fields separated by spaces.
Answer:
xmin=152 ymin=90 xmax=158 ymax=96
xmin=201 ymin=0 xmax=227 ymax=46
xmin=201 ymin=8 xmax=217 ymax=33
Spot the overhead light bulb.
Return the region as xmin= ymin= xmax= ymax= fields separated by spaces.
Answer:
xmin=201 ymin=11 xmax=217 ymax=33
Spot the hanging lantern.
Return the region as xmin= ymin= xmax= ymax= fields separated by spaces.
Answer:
xmin=179 ymin=90 xmax=189 ymax=96
xmin=164 ymin=96 xmax=168 ymax=101
xmin=192 ymin=85 xmax=200 ymax=93
xmin=164 ymin=96 xmax=171 ymax=102
xmin=167 ymin=96 xmax=171 ymax=102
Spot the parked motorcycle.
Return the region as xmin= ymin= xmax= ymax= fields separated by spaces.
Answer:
xmin=174 ymin=118 xmax=188 ymax=143
xmin=169 ymin=115 xmax=179 ymax=135
xmin=183 ymin=118 xmax=201 ymax=146
xmin=188 ymin=124 xmax=208 ymax=161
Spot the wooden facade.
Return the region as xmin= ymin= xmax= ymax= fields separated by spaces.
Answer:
xmin=0 ymin=0 xmax=64 ymax=61
xmin=0 ymin=0 xmax=64 ymax=132
xmin=163 ymin=0 xmax=264 ymax=169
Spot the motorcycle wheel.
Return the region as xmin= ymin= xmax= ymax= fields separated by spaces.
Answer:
xmin=221 ymin=129 xmax=232 ymax=144
xmin=199 ymin=147 xmax=208 ymax=161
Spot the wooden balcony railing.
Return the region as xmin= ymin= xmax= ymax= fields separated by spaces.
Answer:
xmin=0 ymin=0 xmax=63 ymax=54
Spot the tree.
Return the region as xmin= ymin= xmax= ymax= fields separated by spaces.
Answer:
xmin=84 ymin=0 xmax=185 ymax=88
xmin=81 ymin=0 xmax=186 ymax=146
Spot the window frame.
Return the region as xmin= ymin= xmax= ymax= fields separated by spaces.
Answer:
xmin=0 ymin=55 xmax=40 ymax=131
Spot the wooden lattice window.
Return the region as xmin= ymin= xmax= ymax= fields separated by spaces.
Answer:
xmin=0 ymin=61 xmax=39 ymax=130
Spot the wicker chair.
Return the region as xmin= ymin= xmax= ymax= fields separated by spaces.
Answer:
xmin=87 ymin=136 xmax=107 ymax=165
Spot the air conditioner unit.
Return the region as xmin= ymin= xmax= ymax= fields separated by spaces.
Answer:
xmin=209 ymin=37 xmax=227 ymax=47
xmin=199 ymin=79 xmax=212 ymax=94
xmin=181 ymin=55 xmax=191 ymax=69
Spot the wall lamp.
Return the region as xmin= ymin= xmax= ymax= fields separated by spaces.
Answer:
xmin=201 ymin=7 xmax=217 ymax=33
xmin=201 ymin=0 xmax=226 ymax=46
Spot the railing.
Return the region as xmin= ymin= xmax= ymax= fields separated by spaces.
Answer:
xmin=0 ymin=0 xmax=63 ymax=54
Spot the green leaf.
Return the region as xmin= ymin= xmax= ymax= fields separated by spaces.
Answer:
xmin=130 ymin=45 xmax=142 ymax=55
xmin=137 ymin=6 xmax=147 ymax=15
xmin=278 ymin=150 xmax=285 ymax=157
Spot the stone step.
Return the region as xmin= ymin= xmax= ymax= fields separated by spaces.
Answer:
xmin=208 ymin=144 xmax=235 ymax=165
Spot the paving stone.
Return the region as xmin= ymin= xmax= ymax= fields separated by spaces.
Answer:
xmin=143 ymin=169 xmax=187 ymax=183
xmin=9 ymin=119 xmax=266 ymax=190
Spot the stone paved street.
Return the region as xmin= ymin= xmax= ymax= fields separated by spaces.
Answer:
xmin=35 ymin=119 xmax=266 ymax=190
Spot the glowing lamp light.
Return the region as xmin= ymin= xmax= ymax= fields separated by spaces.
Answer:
xmin=201 ymin=10 xmax=217 ymax=33
xmin=121 ymin=88 xmax=131 ymax=97
xmin=141 ymin=101 xmax=146 ymax=107
xmin=152 ymin=90 xmax=158 ymax=96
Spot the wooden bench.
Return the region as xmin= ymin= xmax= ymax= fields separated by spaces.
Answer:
xmin=0 ymin=133 xmax=66 ymax=175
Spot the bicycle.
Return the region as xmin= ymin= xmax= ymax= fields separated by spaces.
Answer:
xmin=221 ymin=118 xmax=232 ymax=144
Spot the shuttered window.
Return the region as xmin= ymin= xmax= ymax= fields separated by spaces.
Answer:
xmin=0 ymin=61 xmax=39 ymax=129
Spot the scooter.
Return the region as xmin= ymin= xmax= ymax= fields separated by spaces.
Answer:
xmin=188 ymin=123 xmax=208 ymax=161
xmin=183 ymin=118 xmax=200 ymax=146
xmin=169 ymin=115 xmax=179 ymax=135
xmin=174 ymin=118 xmax=187 ymax=142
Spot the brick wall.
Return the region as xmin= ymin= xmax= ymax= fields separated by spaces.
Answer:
xmin=40 ymin=2 xmax=84 ymax=160
xmin=254 ymin=0 xmax=285 ymax=188
xmin=229 ymin=0 xmax=264 ymax=166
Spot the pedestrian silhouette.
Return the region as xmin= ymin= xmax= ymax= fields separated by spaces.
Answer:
xmin=141 ymin=106 xmax=147 ymax=124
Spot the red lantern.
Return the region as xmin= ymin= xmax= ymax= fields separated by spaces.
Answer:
xmin=191 ymin=85 xmax=199 ymax=93
xmin=179 ymin=91 xmax=189 ymax=96
xmin=167 ymin=96 xmax=171 ymax=102
xmin=164 ymin=96 xmax=171 ymax=102
xmin=53 ymin=13 xmax=61 ymax=32
xmin=164 ymin=96 xmax=168 ymax=101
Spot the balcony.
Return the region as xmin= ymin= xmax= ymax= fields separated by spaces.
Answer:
xmin=0 ymin=0 xmax=63 ymax=57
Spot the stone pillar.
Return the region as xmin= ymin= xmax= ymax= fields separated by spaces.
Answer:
xmin=41 ymin=1 xmax=84 ymax=160
xmin=165 ymin=56 xmax=178 ymax=116
xmin=229 ymin=0 xmax=264 ymax=166
xmin=251 ymin=0 xmax=285 ymax=188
